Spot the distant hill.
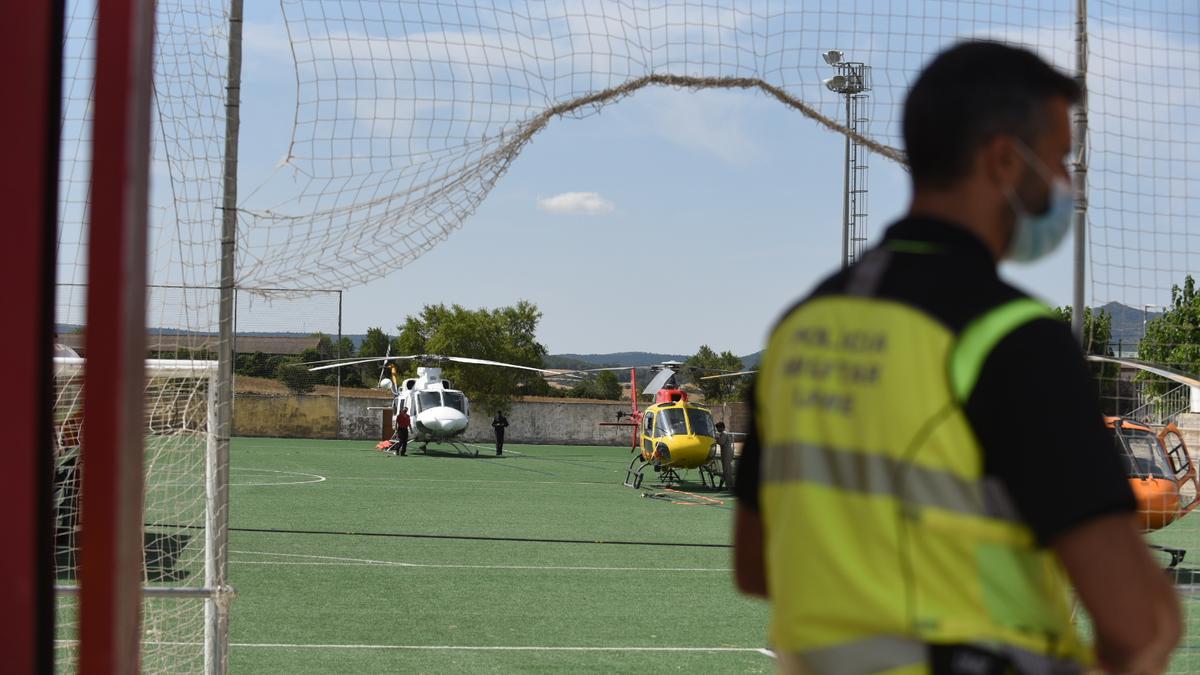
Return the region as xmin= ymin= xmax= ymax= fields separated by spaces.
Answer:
xmin=547 ymin=352 xmax=690 ymax=368
xmin=547 ymin=350 xmax=765 ymax=371
xmin=1100 ymin=301 xmax=1160 ymax=346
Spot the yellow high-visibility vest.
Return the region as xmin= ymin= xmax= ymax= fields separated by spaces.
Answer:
xmin=757 ymin=288 xmax=1090 ymax=674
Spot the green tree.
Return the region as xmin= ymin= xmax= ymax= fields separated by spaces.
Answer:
xmin=359 ymin=327 xmax=392 ymax=357
xmin=307 ymin=333 xmax=341 ymax=385
xmin=1053 ymin=305 xmax=1119 ymax=413
xmin=592 ymin=370 xmax=622 ymax=400
xmin=685 ymin=345 xmax=746 ymax=402
xmin=333 ymin=336 xmax=362 ymax=387
xmin=235 ymin=351 xmax=274 ymax=378
xmin=394 ymin=301 xmax=549 ymax=413
xmin=355 ymin=327 xmax=393 ymax=387
xmin=565 ymin=370 xmax=621 ymax=400
xmin=278 ymin=358 xmax=316 ymax=394
xmin=1138 ymin=275 xmax=1200 ymax=400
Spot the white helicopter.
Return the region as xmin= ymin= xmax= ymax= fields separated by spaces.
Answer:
xmin=309 ymin=351 xmax=562 ymax=455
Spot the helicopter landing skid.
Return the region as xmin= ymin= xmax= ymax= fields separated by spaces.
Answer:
xmin=653 ymin=466 xmax=683 ymax=486
xmin=697 ymin=461 xmax=725 ymax=490
xmin=623 ymin=455 xmax=684 ymax=489
xmin=1151 ymin=544 xmax=1187 ymax=570
xmin=623 ymin=454 xmax=648 ymax=489
xmin=417 ymin=442 xmax=478 ymax=457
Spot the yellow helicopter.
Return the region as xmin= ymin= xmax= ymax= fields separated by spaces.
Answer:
xmin=588 ymin=361 xmax=721 ymax=489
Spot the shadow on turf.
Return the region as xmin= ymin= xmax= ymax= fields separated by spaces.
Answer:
xmin=55 ymin=531 xmax=193 ymax=582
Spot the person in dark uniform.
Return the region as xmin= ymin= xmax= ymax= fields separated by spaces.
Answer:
xmin=733 ymin=41 xmax=1180 ymax=674
xmin=492 ymin=411 xmax=509 ymax=455
xmin=714 ymin=421 xmax=734 ymax=489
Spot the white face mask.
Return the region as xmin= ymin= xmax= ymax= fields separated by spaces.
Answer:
xmin=1003 ymin=141 xmax=1074 ymax=263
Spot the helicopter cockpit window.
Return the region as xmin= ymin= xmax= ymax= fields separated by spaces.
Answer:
xmin=442 ymin=391 xmax=466 ymax=412
xmin=1118 ymin=428 xmax=1173 ymax=479
xmin=418 ymin=391 xmax=442 ymax=411
xmin=644 ymin=413 xmax=655 ymax=436
xmin=656 ymin=408 xmax=689 ymax=437
xmin=686 ymin=408 xmax=715 ymax=437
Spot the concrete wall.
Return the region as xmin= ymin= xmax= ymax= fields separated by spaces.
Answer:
xmin=240 ymin=393 xmax=752 ymax=446
xmin=338 ymin=395 xmax=390 ymax=441
xmin=234 ymin=394 xmax=337 ymax=439
xmin=462 ymin=400 xmax=630 ymax=446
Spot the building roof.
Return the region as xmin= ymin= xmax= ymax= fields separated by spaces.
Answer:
xmin=57 ymin=332 xmax=323 ymax=356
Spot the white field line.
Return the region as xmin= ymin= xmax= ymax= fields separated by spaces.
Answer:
xmin=332 ymin=476 xmax=613 ymax=488
xmin=232 ymin=550 xmax=730 ymax=573
xmin=128 ymin=640 xmax=771 ymax=654
xmin=464 ymin=442 xmax=524 ymax=455
xmin=230 ymin=468 xmax=327 ymax=487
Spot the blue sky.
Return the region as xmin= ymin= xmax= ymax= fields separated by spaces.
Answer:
xmin=53 ymin=2 xmax=1198 ymax=354
xmin=230 ymin=1 xmax=1081 ymax=356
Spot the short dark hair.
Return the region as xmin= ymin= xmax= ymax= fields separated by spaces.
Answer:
xmin=902 ymin=41 xmax=1081 ymax=188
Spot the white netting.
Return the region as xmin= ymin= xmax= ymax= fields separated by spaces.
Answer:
xmin=1089 ymin=2 xmax=1200 ymax=316
xmin=52 ymin=359 xmax=215 ymax=673
xmin=234 ymin=288 xmax=342 ymax=337
xmin=57 ymin=0 xmax=1200 ymax=670
xmin=255 ymin=2 xmax=1200 ymax=670
xmin=57 ymin=0 xmax=230 ymax=671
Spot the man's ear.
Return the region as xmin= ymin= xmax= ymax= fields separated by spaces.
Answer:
xmin=981 ymin=135 xmax=1022 ymax=190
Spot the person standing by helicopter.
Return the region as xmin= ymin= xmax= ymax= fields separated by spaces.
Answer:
xmin=714 ymin=421 xmax=735 ymax=489
xmin=492 ymin=411 xmax=509 ymax=456
xmin=733 ymin=42 xmax=1180 ymax=674
xmin=391 ymin=405 xmax=411 ymax=457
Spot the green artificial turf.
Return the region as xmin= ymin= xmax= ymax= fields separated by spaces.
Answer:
xmin=54 ymin=436 xmax=1200 ymax=673
xmin=224 ymin=439 xmax=772 ymax=673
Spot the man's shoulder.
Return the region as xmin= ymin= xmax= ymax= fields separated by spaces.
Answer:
xmin=768 ymin=254 xmax=1032 ymax=340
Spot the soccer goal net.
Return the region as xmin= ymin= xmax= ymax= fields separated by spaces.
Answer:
xmin=52 ymin=357 xmax=225 ymax=673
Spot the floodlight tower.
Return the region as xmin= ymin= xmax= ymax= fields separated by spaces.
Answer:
xmin=823 ymin=50 xmax=872 ymax=269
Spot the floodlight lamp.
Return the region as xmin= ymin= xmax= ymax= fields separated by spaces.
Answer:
xmin=824 ymin=75 xmax=847 ymax=93
xmin=822 ymin=50 xmax=844 ymax=65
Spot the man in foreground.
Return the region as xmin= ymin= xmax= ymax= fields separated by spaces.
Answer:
xmin=734 ymin=41 xmax=1180 ymax=674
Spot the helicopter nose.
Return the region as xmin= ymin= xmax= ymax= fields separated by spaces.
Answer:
xmin=422 ymin=408 xmax=467 ymax=433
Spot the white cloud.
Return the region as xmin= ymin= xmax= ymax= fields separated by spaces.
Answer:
xmin=536 ymin=192 xmax=616 ymax=215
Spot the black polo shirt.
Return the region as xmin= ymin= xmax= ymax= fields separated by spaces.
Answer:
xmin=737 ymin=217 xmax=1135 ymax=545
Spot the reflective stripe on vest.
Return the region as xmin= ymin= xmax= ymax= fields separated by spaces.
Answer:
xmin=761 ymin=441 xmax=1022 ymax=523
xmin=756 ymin=293 xmax=1088 ymax=669
xmin=949 ymin=298 xmax=1053 ymax=403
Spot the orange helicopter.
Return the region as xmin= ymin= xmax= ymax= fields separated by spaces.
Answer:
xmin=1106 ymin=416 xmax=1200 ymax=570
xmin=1108 ymin=417 xmax=1200 ymax=531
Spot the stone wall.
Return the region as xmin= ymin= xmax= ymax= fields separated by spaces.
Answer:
xmin=463 ymin=400 xmax=630 ymax=446
xmin=233 ymin=394 xmax=337 ymax=439
xmin=237 ymin=393 xmax=751 ymax=446
xmin=337 ymin=395 xmax=390 ymax=441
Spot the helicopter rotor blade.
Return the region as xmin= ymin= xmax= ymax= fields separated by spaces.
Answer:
xmin=699 ymin=370 xmax=758 ymax=381
xmin=443 ymin=355 xmax=565 ymax=374
xmin=378 ymin=343 xmax=392 ymax=382
xmin=307 ymin=354 xmax=418 ymax=372
xmin=641 ymin=368 xmax=676 ymax=395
